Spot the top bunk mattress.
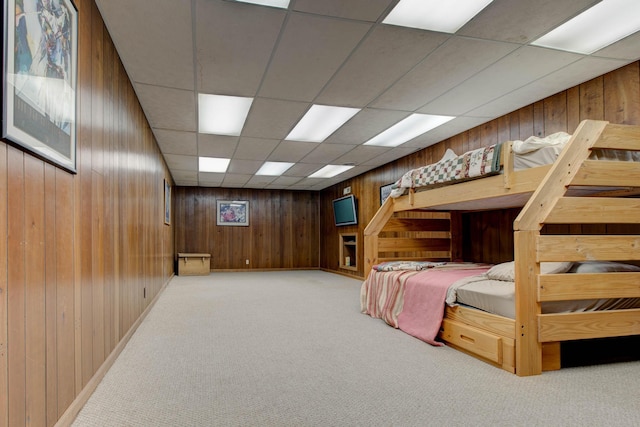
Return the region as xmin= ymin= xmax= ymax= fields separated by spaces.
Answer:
xmin=389 ymin=132 xmax=571 ymax=198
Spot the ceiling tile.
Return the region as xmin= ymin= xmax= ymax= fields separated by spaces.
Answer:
xmin=361 ymin=146 xmax=417 ymax=167
xmin=154 ymin=129 xmax=197 ymax=155
xmin=316 ymin=25 xmax=449 ymax=107
xmin=595 ymin=31 xmax=640 ymax=60
xmin=371 ymin=37 xmax=518 ymax=111
xmin=284 ymin=163 xmax=324 ymax=177
xmin=228 ymin=160 xmax=263 ymax=175
xmin=418 ymin=46 xmax=583 ymax=116
xmin=195 ymin=0 xmax=286 ymax=96
xmin=404 ymin=117 xmax=492 ymax=149
xmin=458 ymin=0 xmax=600 ymax=44
xmin=198 ymin=172 xmax=225 ymax=186
xmin=242 ymin=98 xmax=309 ymax=139
xmin=222 ymin=174 xmax=252 ymax=186
xmin=95 ymin=0 xmax=194 ymax=89
xmin=289 ymin=177 xmax=323 ymax=189
xmin=324 ymin=108 xmax=410 ymax=144
xmin=258 ymin=13 xmax=371 ymax=101
xmin=267 ymin=141 xmax=318 ymax=162
xmin=269 ymin=176 xmax=304 ymax=186
xmin=234 ymin=137 xmax=280 ymax=161
xmin=245 ymin=175 xmax=277 ymax=188
xmin=197 ymin=134 xmax=238 ymax=158
xmin=333 ymin=145 xmax=391 ymax=165
xmin=135 ymin=84 xmax=196 ymax=131
xmin=164 ymin=154 xmax=197 ymax=171
xmin=301 ymin=144 xmax=354 ymax=164
xmin=171 ymin=170 xmax=198 ymax=182
xmin=175 ymin=180 xmax=199 ymax=187
xmin=293 ymin=0 xmax=394 ymax=22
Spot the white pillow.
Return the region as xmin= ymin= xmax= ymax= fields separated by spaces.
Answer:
xmin=441 ymin=148 xmax=457 ymax=162
xmin=541 ymin=262 xmax=574 ymax=274
xmin=486 ymin=261 xmax=574 ymax=281
xmin=569 ymin=261 xmax=640 ymax=273
xmin=486 ymin=261 xmax=515 ymax=281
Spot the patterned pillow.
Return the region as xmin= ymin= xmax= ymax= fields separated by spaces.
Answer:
xmin=374 ymin=261 xmax=447 ymax=272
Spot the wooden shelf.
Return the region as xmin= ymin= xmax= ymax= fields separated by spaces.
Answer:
xmin=339 ymin=233 xmax=357 ymax=271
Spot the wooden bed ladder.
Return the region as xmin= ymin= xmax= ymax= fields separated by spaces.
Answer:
xmin=514 ymin=119 xmax=640 ymax=376
xmin=364 ymin=197 xmax=457 ymax=279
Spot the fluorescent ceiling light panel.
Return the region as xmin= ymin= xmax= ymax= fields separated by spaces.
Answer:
xmin=383 ymin=0 xmax=493 ymax=33
xmin=531 ymin=0 xmax=640 ymax=54
xmin=198 ymin=94 xmax=253 ymax=136
xmin=364 ymin=113 xmax=455 ymax=147
xmin=256 ymin=161 xmax=294 ymax=176
xmin=285 ymin=105 xmax=360 ymax=142
xmin=199 ymin=157 xmax=230 ymax=173
xmin=235 ymin=0 xmax=290 ymax=9
xmin=308 ymin=165 xmax=354 ymax=179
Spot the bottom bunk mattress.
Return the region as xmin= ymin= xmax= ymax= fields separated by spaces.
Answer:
xmin=362 ymin=261 xmax=640 ymax=346
xmin=360 ymin=262 xmax=491 ymax=345
xmin=446 ymin=261 xmax=640 ymax=319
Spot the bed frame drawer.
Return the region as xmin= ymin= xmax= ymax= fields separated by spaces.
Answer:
xmin=440 ymin=319 xmax=502 ymax=364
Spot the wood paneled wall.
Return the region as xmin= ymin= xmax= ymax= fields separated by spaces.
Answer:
xmin=174 ymin=188 xmax=319 ymax=270
xmin=320 ymin=62 xmax=640 ymax=277
xmin=0 ymin=1 xmax=174 ymax=425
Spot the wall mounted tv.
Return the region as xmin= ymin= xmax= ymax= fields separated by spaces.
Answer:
xmin=332 ymin=194 xmax=358 ymax=226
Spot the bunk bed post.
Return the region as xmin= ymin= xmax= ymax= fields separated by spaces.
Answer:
xmin=363 ymin=197 xmax=395 ymax=278
xmin=514 ymin=230 xmax=542 ymax=376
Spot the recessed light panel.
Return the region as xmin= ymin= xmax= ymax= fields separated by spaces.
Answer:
xmin=256 ymin=161 xmax=294 ymax=176
xmin=531 ymin=0 xmax=640 ymax=54
xmin=308 ymin=165 xmax=354 ymax=179
xmin=199 ymin=157 xmax=231 ymax=173
xmin=235 ymin=0 xmax=290 ymax=9
xmin=285 ymin=105 xmax=360 ymax=143
xmin=383 ymin=0 xmax=494 ymax=33
xmin=364 ymin=114 xmax=455 ymax=147
xmin=198 ymin=94 xmax=253 ymax=136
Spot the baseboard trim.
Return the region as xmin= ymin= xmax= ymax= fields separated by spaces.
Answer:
xmin=209 ymin=267 xmax=321 ymax=273
xmin=321 ymin=268 xmax=363 ymax=280
xmin=55 ymin=274 xmax=175 ymax=427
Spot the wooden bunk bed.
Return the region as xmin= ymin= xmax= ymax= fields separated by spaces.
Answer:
xmin=363 ymin=119 xmax=640 ymax=376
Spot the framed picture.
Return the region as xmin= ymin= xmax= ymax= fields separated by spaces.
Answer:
xmin=2 ymin=0 xmax=78 ymax=172
xmin=380 ymin=182 xmax=394 ymax=205
xmin=217 ymin=200 xmax=249 ymax=226
xmin=164 ymin=180 xmax=171 ymax=225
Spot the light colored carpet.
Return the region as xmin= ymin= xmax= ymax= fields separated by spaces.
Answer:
xmin=73 ymin=270 xmax=640 ymax=427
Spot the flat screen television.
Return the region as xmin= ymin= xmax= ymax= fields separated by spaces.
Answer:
xmin=332 ymin=194 xmax=357 ymax=226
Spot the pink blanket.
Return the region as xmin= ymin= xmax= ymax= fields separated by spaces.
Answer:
xmin=398 ymin=267 xmax=490 ymax=345
xmin=361 ymin=264 xmax=490 ymax=346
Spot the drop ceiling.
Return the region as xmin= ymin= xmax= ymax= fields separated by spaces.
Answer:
xmin=95 ymin=0 xmax=640 ymax=190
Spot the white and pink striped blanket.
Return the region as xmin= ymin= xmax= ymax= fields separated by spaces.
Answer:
xmin=360 ymin=263 xmax=491 ymax=346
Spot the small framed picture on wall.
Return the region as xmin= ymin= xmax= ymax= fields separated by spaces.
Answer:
xmin=164 ymin=180 xmax=171 ymax=225
xmin=217 ymin=200 xmax=249 ymax=226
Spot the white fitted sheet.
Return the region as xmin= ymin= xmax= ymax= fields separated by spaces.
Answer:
xmin=445 ymin=262 xmax=640 ymax=319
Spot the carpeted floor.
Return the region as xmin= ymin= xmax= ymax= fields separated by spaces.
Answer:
xmin=72 ymin=270 xmax=640 ymax=426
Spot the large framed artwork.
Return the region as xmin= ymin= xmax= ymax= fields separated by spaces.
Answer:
xmin=217 ymin=200 xmax=249 ymax=226
xmin=2 ymin=0 xmax=78 ymax=172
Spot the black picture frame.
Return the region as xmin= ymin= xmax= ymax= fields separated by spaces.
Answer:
xmin=379 ymin=182 xmax=394 ymax=205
